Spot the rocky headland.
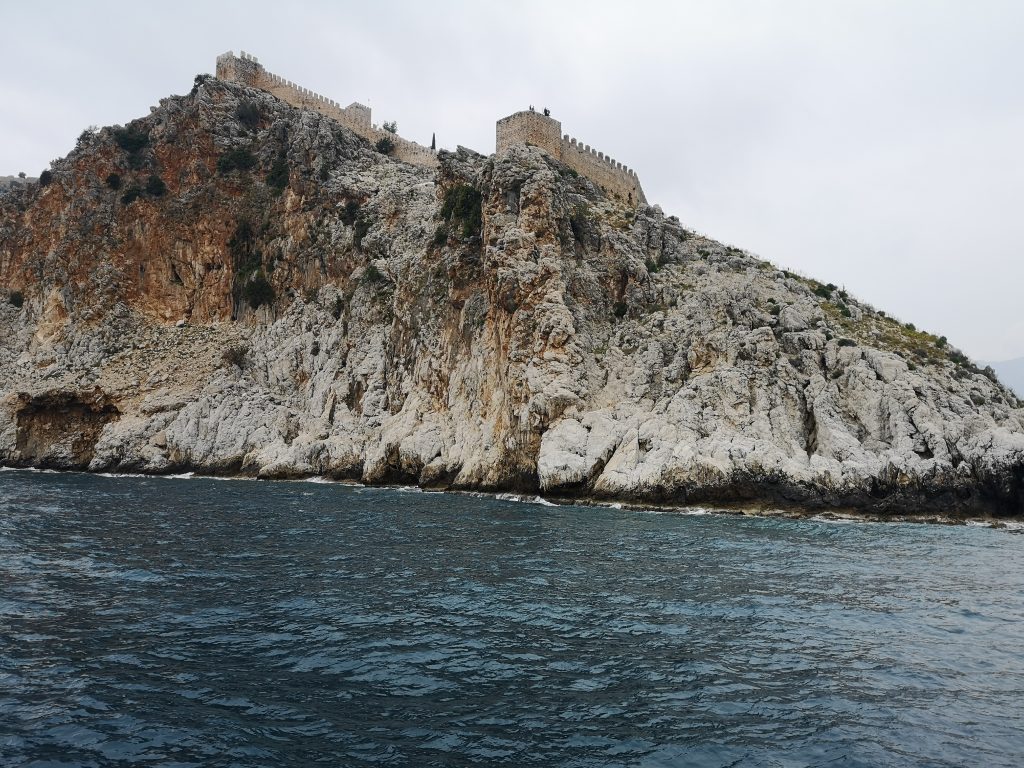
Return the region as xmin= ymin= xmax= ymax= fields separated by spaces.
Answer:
xmin=1 ymin=73 xmax=1022 ymax=518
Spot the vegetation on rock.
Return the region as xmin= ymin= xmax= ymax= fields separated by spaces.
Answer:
xmin=439 ymin=184 xmax=482 ymax=238
xmin=217 ymin=147 xmax=258 ymax=175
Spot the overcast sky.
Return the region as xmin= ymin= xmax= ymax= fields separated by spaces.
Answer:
xmin=4 ymin=1 xmax=1022 ymax=361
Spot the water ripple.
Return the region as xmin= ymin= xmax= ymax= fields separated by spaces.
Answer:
xmin=1 ymin=470 xmax=1023 ymax=766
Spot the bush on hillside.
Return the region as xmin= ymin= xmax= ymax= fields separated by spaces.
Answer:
xmin=217 ymin=147 xmax=257 ymax=174
xmin=266 ymin=156 xmax=289 ymax=194
xmin=120 ymin=185 xmax=143 ymax=205
xmin=145 ymin=174 xmax=167 ymax=197
xmin=113 ymin=125 xmax=150 ymax=154
xmin=235 ymin=100 xmax=261 ymax=130
xmin=439 ymin=184 xmax=483 ymax=238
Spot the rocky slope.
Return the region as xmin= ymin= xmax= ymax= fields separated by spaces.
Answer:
xmin=1 ymin=75 xmax=1022 ymax=517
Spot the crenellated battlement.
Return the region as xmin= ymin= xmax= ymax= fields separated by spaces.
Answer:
xmin=495 ymin=110 xmax=646 ymax=206
xmin=214 ymin=51 xmax=645 ymax=204
xmin=214 ymin=51 xmax=438 ymax=169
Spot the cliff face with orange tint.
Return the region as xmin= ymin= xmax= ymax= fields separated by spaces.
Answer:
xmin=0 ymin=75 xmax=1022 ymax=518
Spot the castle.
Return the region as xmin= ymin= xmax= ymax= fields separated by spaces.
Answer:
xmin=215 ymin=51 xmax=645 ymax=206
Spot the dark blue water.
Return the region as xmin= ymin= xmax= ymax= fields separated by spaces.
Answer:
xmin=1 ymin=471 xmax=1023 ymax=767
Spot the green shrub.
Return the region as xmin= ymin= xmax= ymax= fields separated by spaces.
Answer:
xmin=39 ymin=170 xmax=53 ymax=186
xmin=120 ymin=185 xmax=142 ymax=205
xmin=382 ymin=120 xmax=397 ymax=134
xmin=769 ymin=304 xmax=781 ymax=316
xmin=8 ymin=290 xmax=24 ymax=308
xmin=813 ymin=285 xmax=832 ymax=299
xmin=105 ymin=173 xmax=122 ymax=190
xmin=353 ymin=217 xmax=370 ymax=248
xmin=243 ymin=272 xmax=275 ymax=308
xmin=340 ymin=200 xmax=360 ymax=226
xmin=191 ymin=73 xmax=211 ymax=95
xmin=113 ymin=125 xmax=150 ymax=153
xmin=375 ymin=136 xmax=395 ymax=155
xmin=266 ymin=156 xmax=289 ymax=193
xmin=217 ymin=147 xmax=257 ymax=174
xmin=948 ymin=349 xmax=977 ymax=371
xmin=936 ymin=336 xmax=947 ymax=348
xmin=222 ymin=344 xmax=248 ymax=368
xmin=235 ymin=100 xmax=261 ymax=130
xmin=439 ymin=184 xmax=483 ymax=238
xmin=613 ymin=301 xmax=627 ymax=318
xmin=838 ymin=338 xmax=857 ymax=347
xmin=646 ymin=258 xmax=660 ymax=274
xmin=363 ymin=263 xmax=384 ymax=283
xmin=905 ymin=322 xmax=916 ymax=331
xmin=145 ymin=174 xmax=167 ymax=196
xmin=839 ymin=303 xmax=852 ymax=318
xmin=432 ymin=225 xmax=448 ymax=247
xmin=127 ymin=151 xmax=148 ymax=170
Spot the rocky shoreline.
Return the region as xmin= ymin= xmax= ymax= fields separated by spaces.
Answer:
xmin=3 ymin=463 xmax=1021 ymax=528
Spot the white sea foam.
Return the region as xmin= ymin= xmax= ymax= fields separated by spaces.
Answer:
xmin=495 ymin=493 xmax=558 ymax=507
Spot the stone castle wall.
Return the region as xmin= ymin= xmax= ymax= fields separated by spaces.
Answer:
xmin=215 ymin=51 xmax=438 ymax=169
xmin=215 ymin=52 xmax=645 ymax=203
xmin=495 ymin=111 xmax=646 ymax=206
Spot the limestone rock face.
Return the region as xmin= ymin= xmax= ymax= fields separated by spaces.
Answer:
xmin=1 ymin=77 xmax=1022 ymax=516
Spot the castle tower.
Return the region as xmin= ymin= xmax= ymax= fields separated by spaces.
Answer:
xmin=495 ymin=109 xmax=646 ymax=206
xmin=495 ymin=110 xmax=563 ymax=157
xmin=215 ymin=50 xmax=261 ymax=87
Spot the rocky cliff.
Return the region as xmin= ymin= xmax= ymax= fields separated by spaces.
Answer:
xmin=1 ymin=75 xmax=1022 ymax=517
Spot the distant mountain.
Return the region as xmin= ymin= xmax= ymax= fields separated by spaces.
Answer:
xmin=986 ymin=357 xmax=1024 ymax=397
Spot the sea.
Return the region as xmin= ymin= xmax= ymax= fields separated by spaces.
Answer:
xmin=1 ymin=469 xmax=1022 ymax=767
